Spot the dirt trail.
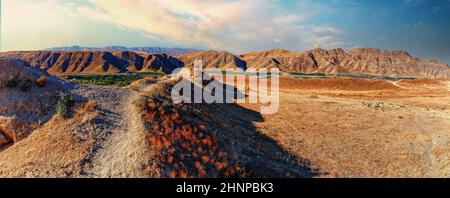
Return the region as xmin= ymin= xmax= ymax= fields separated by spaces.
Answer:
xmin=72 ymin=84 xmax=149 ymax=178
xmin=390 ymin=80 xmax=408 ymax=90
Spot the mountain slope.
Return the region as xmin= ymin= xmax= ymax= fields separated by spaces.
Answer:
xmin=340 ymin=48 xmax=450 ymax=78
xmin=0 ymin=60 xmax=66 ymax=148
xmin=239 ymin=48 xmax=450 ymax=78
xmin=1 ymin=48 xmax=449 ymax=78
xmin=0 ymin=51 xmax=184 ymax=74
xmin=177 ymin=50 xmax=247 ymax=70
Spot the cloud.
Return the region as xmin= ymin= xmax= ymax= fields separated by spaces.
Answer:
xmin=2 ymin=0 xmax=85 ymax=51
xmin=77 ymin=0 xmax=345 ymax=52
xmin=433 ymin=0 xmax=450 ymax=12
xmin=401 ymin=22 xmax=424 ymax=28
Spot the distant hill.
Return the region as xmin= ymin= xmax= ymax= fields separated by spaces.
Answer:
xmin=176 ymin=48 xmax=450 ymax=78
xmin=0 ymin=51 xmax=184 ymax=74
xmin=1 ymin=47 xmax=449 ymax=78
xmin=45 ymin=45 xmax=203 ymax=56
xmin=177 ymin=50 xmax=247 ymax=70
xmin=238 ymin=48 xmax=450 ymax=78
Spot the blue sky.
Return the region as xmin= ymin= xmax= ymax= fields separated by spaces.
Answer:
xmin=1 ymin=0 xmax=450 ymax=63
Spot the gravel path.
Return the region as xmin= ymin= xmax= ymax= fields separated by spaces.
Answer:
xmin=71 ymin=84 xmax=149 ymax=178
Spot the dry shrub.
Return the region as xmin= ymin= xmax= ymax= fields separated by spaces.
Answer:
xmin=56 ymin=92 xmax=76 ymax=119
xmin=18 ymin=79 xmax=32 ymax=91
xmin=5 ymin=75 xmax=19 ymax=88
xmin=84 ymin=100 xmax=97 ymax=112
xmin=141 ymin=81 xmax=242 ymax=178
xmin=143 ymin=76 xmax=154 ymax=83
xmin=279 ymin=78 xmax=400 ymax=91
xmin=310 ymin=95 xmax=319 ymax=99
xmin=130 ymin=85 xmax=140 ymax=91
xmin=35 ymin=76 xmax=48 ymax=87
xmin=133 ymin=96 xmax=148 ymax=109
xmin=5 ymin=80 xmax=17 ymax=88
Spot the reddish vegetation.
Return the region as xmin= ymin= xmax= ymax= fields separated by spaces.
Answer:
xmin=279 ymin=77 xmax=400 ymax=91
xmin=81 ymin=101 xmax=98 ymax=113
xmin=139 ymin=83 xmax=242 ymax=178
xmin=143 ymin=76 xmax=155 ymax=83
xmin=35 ymin=76 xmax=48 ymax=87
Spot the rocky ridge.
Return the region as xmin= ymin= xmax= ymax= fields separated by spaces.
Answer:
xmin=1 ymin=48 xmax=449 ymax=78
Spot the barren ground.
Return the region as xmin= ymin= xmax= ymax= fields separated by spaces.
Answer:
xmin=72 ymin=85 xmax=149 ymax=178
xmin=0 ymin=84 xmax=150 ymax=178
xmin=1 ymin=77 xmax=449 ymax=178
xmin=241 ymin=78 xmax=450 ymax=177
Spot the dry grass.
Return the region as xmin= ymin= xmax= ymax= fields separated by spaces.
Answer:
xmin=35 ymin=76 xmax=48 ymax=87
xmin=136 ymin=76 xmax=450 ymax=177
xmin=80 ymin=100 xmax=97 ymax=113
xmin=280 ymin=77 xmax=400 ymax=91
xmin=139 ymin=81 xmax=242 ymax=178
xmin=143 ymin=76 xmax=155 ymax=83
xmin=0 ymin=106 xmax=99 ymax=177
xmin=240 ymin=77 xmax=450 ymax=177
xmin=276 ymin=77 xmax=449 ymax=100
xmin=137 ymin=79 xmax=319 ymax=178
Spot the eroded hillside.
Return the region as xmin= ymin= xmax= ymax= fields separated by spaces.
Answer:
xmin=1 ymin=47 xmax=449 ymax=78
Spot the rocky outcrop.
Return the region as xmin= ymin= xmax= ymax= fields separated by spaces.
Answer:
xmin=0 ymin=60 xmax=65 ymax=147
xmin=0 ymin=51 xmax=184 ymax=74
xmin=0 ymin=132 xmax=8 ymax=147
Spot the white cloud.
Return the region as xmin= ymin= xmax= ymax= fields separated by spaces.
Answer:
xmin=401 ymin=22 xmax=424 ymax=28
xmin=77 ymin=0 xmax=345 ymax=53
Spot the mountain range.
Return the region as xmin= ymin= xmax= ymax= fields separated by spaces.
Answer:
xmin=1 ymin=47 xmax=449 ymax=78
xmin=46 ymin=45 xmax=202 ymax=56
xmin=0 ymin=51 xmax=184 ymax=74
xmin=237 ymin=48 xmax=450 ymax=78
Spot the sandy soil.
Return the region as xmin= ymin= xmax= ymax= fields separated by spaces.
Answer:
xmin=1 ymin=76 xmax=448 ymax=178
xmin=241 ymin=78 xmax=450 ymax=177
xmin=0 ymin=84 xmax=151 ymax=178
xmin=72 ymin=85 xmax=150 ymax=178
xmin=0 ymin=109 xmax=97 ymax=177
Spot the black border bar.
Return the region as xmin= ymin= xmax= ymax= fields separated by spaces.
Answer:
xmin=1 ymin=179 xmax=449 ymax=196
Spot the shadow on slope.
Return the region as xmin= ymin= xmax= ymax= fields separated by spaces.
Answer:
xmin=200 ymin=102 xmax=320 ymax=178
xmin=140 ymin=78 xmax=320 ymax=178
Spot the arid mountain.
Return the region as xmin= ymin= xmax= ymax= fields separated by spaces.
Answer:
xmin=177 ymin=50 xmax=247 ymax=70
xmin=239 ymin=48 xmax=450 ymax=78
xmin=0 ymin=51 xmax=184 ymax=74
xmin=177 ymin=48 xmax=450 ymax=78
xmin=1 ymin=48 xmax=449 ymax=78
xmin=46 ymin=45 xmax=202 ymax=56
xmin=340 ymin=48 xmax=450 ymax=78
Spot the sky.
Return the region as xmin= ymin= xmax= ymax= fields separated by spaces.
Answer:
xmin=1 ymin=0 xmax=450 ymax=63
